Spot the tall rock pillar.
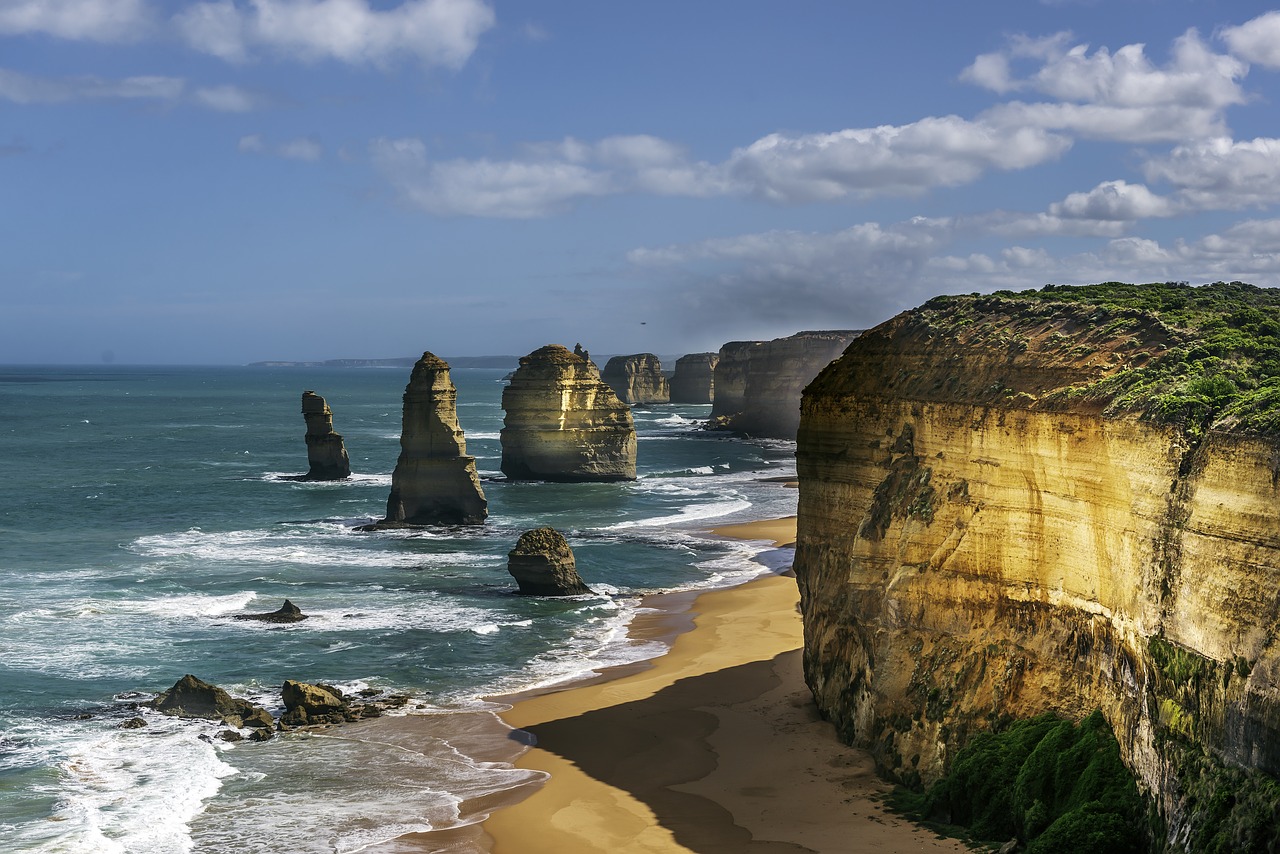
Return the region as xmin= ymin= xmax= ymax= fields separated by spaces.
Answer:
xmin=300 ymin=391 xmax=351 ymax=480
xmin=380 ymin=353 xmax=487 ymax=526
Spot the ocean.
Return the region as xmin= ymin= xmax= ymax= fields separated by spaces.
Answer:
xmin=0 ymin=364 xmax=798 ymax=853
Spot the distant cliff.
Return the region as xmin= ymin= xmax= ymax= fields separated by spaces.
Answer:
xmin=601 ymin=353 xmax=670 ymax=405
xmin=794 ymin=282 xmax=1280 ymax=847
xmin=670 ymin=353 xmax=718 ymax=404
xmin=711 ymin=331 xmax=860 ymax=438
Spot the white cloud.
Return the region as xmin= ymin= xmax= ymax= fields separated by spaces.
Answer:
xmin=238 ymin=133 xmax=323 ymax=160
xmin=192 ymin=84 xmax=264 ymax=111
xmin=726 ymin=118 xmax=1070 ymax=203
xmin=1144 ymin=137 xmax=1280 ymax=209
xmin=967 ymin=29 xmax=1245 ymax=142
xmin=1221 ymin=11 xmax=1280 ymax=68
xmin=0 ymin=67 xmax=183 ymax=103
xmin=174 ymin=0 xmax=496 ymax=67
xmin=0 ymin=0 xmax=151 ymax=42
xmin=1048 ymin=179 xmax=1178 ymax=220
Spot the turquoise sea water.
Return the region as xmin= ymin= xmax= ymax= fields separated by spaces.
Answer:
xmin=0 ymin=364 xmax=798 ymax=852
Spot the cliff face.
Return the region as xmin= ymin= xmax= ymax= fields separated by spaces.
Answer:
xmin=669 ymin=353 xmax=718 ymax=404
xmin=381 ymin=353 xmax=487 ymax=525
xmin=601 ymin=353 xmax=670 ymax=405
xmin=300 ymin=391 xmax=351 ymax=480
xmin=710 ymin=331 xmax=860 ymax=438
xmin=794 ymin=294 xmax=1280 ymax=841
xmin=501 ymin=345 xmax=637 ymax=482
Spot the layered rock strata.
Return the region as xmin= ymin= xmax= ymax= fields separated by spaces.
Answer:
xmin=501 ymin=345 xmax=637 ymax=482
xmin=377 ymin=353 xmax=487 ymax=526
xmin=710 ymin=332 xmax=860 ymax=438
xmin=601 ymin=353 xmax=670 ymax=405
xmin=299 ymin=391 xmax=351 ymax=480
xmin=794 ymin=290 xmax=1280 ymax=842
xmin=507 ymin=527 xmax=592 ymax=596
xmin=669 ymin=353 xmax=718 ymax=404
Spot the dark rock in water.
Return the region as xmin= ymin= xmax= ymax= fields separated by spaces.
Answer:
xmin=119 ymin=716 xmax=147 ymax=729
xmin=232 ymin=599 xmax=309 ymax=624
xmin=299 ymin=390 xmax=351 ymax=480
xmin=280 ymin=679 xmax=349 ymax=726
xmin=218 ymin=729 xmax=244 ymax=742
xmin=507 ymin=527 xmax=592 ymax=596
xmin=248 ymin=728 xmax=275 ymax=742
xmin=602 ymin=353 xmax=670 ymax=405
xmin=500 ymin=345 xmax=636 ymax=482
xmin=148 ymin=674 xmax=274 ymax=726
xmin=670 ymin=352 xmax=719 ymax=404
xmin=367 ymin=352 xmax=487 ymax=528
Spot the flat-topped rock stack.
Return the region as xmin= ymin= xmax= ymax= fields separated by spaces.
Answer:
xmin=501 ymin=345 xmax=637 ymax=482
xmin=376 ymin=352 xmax=487 ymax=526
xmin=709 ymin=341 xmax=762 ymax=421
xmin=601 ymin=353 xmax=670 ymax=405
xmin=299 ymin=391 xmax=351 ymax=480
xmin=669 ymin=352 xmax=718 ymax=404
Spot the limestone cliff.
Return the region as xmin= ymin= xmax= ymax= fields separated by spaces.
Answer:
xmin=711 ymin=331 xmax=860 ymax=438
xmin=669 ymin=353 xmax=718 ymax=404
xmin=300 ymin=391 xmax=351 ymax=480
xmin=794 ymin=283 xmax=1280 ymax=845
xmin=501 ymin=345 xmax=637 ymax=482
xmin=378 ymin=352 xmax=487 ymax=526
xmin=602 ymin=353 xmax=670 ymax=405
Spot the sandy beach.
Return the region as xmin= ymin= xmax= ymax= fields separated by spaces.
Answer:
xmin=478 ymin=517 xmax=969 ymax=854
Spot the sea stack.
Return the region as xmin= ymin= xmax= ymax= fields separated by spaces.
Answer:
xmin=500 ymin=345 xmax=637 ymax=482
xmin=601 ymin=353 xmax=670 ymax=405
xmin=507 ymin=527 xmax=591 ymax=596
xmin=300 ymin=391 xmax=351 ymax=480
xmin=709 ymin=341 xmax=762 ymax=421
xmin=669 ymin=352 xmax=719 ymax=404
xmin=378 ymin=353 xmax=487 ymax=526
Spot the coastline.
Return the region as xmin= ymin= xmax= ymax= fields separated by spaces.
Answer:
xmin=475 ymin=517 xmax=969 ymax=854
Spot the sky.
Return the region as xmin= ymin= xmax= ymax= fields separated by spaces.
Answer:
xmin=4 ymin=0 xmax=1280 ymax=364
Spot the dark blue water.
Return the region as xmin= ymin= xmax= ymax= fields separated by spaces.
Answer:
xmin=0 ymin=365 xmax=797 ymax=852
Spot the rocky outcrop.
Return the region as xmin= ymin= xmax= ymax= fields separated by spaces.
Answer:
xmin=149 ymin=674 xmax=274 ymax=729
xmin=601 ymin=353 xmax=670 ymax=405
xmin=793 ymin=287 xmax=1280 ymax=844
xmin=669 ymin=353 xmax=718 ymax=404
xmin=281 ymin=680 xmax=348 ymax=726
xmin=375 ymin=353 xmax=487 ymax=526
xmin=710 ymin=331 xmax=859 ymax=438
xmin=232 ymin=599 xmax=308 ymax=623
xmin=299 ymin=391 xmax=351 ymax=480
xmin=501 ymin=345 xmax=637 ymax=482
xmin=507 ymin=527 xmax=592 ymax=596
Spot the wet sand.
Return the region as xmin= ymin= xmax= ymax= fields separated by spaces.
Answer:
xmin=480 ymin=517 xmax=969 ymax=853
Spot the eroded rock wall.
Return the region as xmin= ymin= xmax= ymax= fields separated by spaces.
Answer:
xmin=501 ymin=345 xmax=637 ymax=482
xmin=602 ymin=353 xmax=670 ymax=405
xmin=670 ymin=353 xmax=718 ymax=404
xmin=794 ymin=299 xmax=1280 ymax=840
xmin=381 ymin=352 xmax=487 ymax=525
xmin=710 ymin=341 xmax=761 ymax=420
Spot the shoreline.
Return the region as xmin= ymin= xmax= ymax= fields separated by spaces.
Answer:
xmin=475 ymin=517 xmax=968 ymax=853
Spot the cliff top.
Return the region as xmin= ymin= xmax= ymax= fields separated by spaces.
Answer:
xmin=820 ymin=281 xmax=1280 ymax=436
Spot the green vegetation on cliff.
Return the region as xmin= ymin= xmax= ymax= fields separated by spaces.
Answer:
xmin=925 ymin=281 xmax=1280 ymax=435
xmin=890 ymin=710 xmax=1148 ymax=853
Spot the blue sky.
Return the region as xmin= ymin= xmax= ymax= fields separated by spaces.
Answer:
xmin=4 ymin=0 xmax=1280 ymax=364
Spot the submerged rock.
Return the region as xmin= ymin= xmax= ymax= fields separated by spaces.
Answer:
xmin=507 ymin=527 xmax=592 ymax=596
xmin=669 ymin=352 xmax=718 ymax=404
xmin=373 ymin=352 xmax=487 ymax=527
xmin=500 ymin=345 xmax=637 ymax=482
xmin=299 ymin=391 xmax=351 ymax=480
xmin=232 ymin=599 xmax=308 ymax=624
xmin=601 ymin=353 xmax=670 ymax=405
xmin=148 ymin=674 xmax=274 ymax=728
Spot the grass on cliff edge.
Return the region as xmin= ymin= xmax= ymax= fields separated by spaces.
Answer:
xmin=887 ymin=710 xmax=1147 ymax=853
xmin=926 ymin=281 xmax=1280 ymax=435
